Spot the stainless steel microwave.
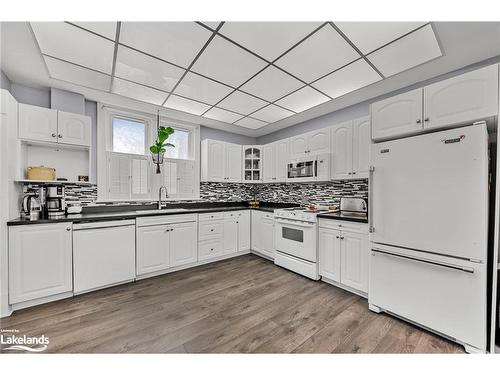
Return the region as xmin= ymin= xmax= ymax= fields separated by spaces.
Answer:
xmin=287 ymin=154 xmax=330 ymax=182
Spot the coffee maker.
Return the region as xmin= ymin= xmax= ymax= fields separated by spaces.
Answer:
xmin=46 ymin=185 xmax=66 ymax=217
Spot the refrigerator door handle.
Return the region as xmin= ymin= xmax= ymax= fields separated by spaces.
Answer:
xmin=371 ymin=248 xmax=475 ymax=274
xmin=369 ymin=166 xmax=375 ymax=233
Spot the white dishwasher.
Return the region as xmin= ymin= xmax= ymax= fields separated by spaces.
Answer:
xmin=73 ymin=219 xmax=136 ymax=294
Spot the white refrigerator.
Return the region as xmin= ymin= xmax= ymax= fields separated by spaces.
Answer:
xmin=369 ymin=123 xmax=489 ymax=353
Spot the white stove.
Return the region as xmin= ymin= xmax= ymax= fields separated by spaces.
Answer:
xmin=274 ymin=207 xmax=331 ymax=223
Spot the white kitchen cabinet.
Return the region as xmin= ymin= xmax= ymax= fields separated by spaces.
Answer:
xmin=201 ymin=139 xmax=242 ymax=182
xmin=289 ymin=128 xmax=331 ymax=158
xmin=371 ymin=88 xmax=423 ymax=141
xmin=170 ymin=221 xmax=198 ymax=267
xmin=423 ymin=64 xmax=499 ymax=130
xmin=224 ymin=210 xmax=250 ymax=254
xmin=18 ymin=103 xmax=91 ymax=147
xmin=136 ymin=224 xmax=170 ymax=275
xmin=260 ymin=216 xmax=275 ymax=259
xmin=331 ymin=121 xmax=353 ymax=180
xmin=9 ymin=223 xmax=73 ymax=305
xmin=198 ymin=212 xmax=225 ymax=261
xmin=251 ymin=210 xmax=262 ymax=252
xmin=351 ymin=116 xmax=370 ymax=178
xmin=263 ymin=139 xmax=290 ymax=183
xmin=57 ymin=110 xmax=91 ymax=147
xmin=340 ymin=231 xmax=368 ymax=293
xmin=237 ymin=210 xmax=251 ymax=251
xmin=319 ymin=227 xmax=341 ymax=283
xmin=18 ymin=103 xmax=58 ymax=143
xmin=243 ymin=146 xmax=262 ymax=182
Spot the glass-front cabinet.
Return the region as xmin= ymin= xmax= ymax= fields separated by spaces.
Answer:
xmin=243 ymin=146 xmax=262 ymax=183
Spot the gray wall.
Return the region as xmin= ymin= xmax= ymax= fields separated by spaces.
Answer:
xmin=10 ymin=83 xmax=50 ymax=107
xmin=0 ymin=71 xmax=11 ymax=91
xmin=200 ymin=126 xmax=256 ymax=145
xmin=258 ymin=55 xmax=500 ymax=144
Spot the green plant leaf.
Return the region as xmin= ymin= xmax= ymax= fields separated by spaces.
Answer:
xmin=165 ymin=143 xmax=175 ymax=148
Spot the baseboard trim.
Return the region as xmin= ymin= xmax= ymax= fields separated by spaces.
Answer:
xmin=321 ymin=276 xmax=368 ymax=299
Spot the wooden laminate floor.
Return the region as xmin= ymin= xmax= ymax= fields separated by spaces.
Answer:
xmin=0 ymin=254 xmax=464 ymax=354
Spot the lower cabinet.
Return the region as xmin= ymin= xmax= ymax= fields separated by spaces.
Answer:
xmin=9 ymin=223 xmax=73 ymax=305
xmin=319 ymin=220 xmax=369 ymax=295
xmin=251 ymin=210 xmax=275 ymax=259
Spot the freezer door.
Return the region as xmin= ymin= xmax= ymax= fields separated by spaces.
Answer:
xmin=369 ymin=244 xmax=487 ymax=351
xmin=371 ymin=124 xmax=489 ymax=261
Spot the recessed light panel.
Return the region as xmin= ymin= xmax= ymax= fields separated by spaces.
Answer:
xmin=174 ymin=72 xmax=233 ymax=105
xmin=164 ymin=95 xmax=211 ymax=116
xmin=275 ymin=86 xmax=330 ymax=113
xmin=234 ymin=117 xmax=268 ymax=129
xmin=112 ymin=78 xmax=168 ymax=105
xmin=203 ymin=107 xmax=244 ymax=123
xmin=218 ymin=90 xmax=268 ymax=115
xmin=251 ymin=105 xmax=294 ymax=123
xmin=70 ymin=22 xmax=117 ymax=40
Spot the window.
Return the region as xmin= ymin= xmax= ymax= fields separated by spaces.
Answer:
xmin=112 ymin=117 xmax=146 ymax=155
xmin=161 ymin=124 xmax=191 ymax=160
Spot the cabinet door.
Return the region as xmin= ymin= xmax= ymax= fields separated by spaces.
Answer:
xmin=207 ymin=140 xmax=225 ymax=182
xmin=371 ymin=88 xmax=423 ymax=141
xmin=289 ymin=134 xmax=308 ymax=158
xmin=331 ymin=121 xmax=353 ymax=180
xmin=18 ymin=103 xmax=58 ymax=143
xmin=251 ymin=210 xmax=261 ymax=251
xmin=274 ymin=139 xmax=289 ymax=182
xmin=136 ymin=224 xmax=170 ymax=275
xmin=9 ymin=223 xmax=72 ymax=304
xmin=307 ymin=128 xmax=331 ymax=155
xmin=170 ymin=221 xmax=198 ymax=267
xmin=340 ymin=231 xmax=368 ymax=293
xmin=57 ymin=111 xmax=91 ymax=146
xmin=424 ymin=65 xmax=499 ymax=130
xmin=262 ymin=143 xmax=275 ymax=182
xmin=261 ymin=218 xmax=275 ymax=258
xmin=352 ymin=116 xmax=370 ymax=178
xmin=225 ymin=143 xmax=242 ymax=182
xmin=237 ymin=210 xmax=251 ymax=251
xmin=318 ymin=227 xmax=341 ymax=283
xmin=223 ymin=218 xmax=238 ymax=254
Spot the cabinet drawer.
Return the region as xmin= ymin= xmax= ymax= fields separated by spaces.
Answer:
xmin=318 ymin=218 xmax=368 ymax=234
xmin=224 ymin=210 xmax=250 ymax=219
xmin=136 ymin=214 xmax=196 ymax=227
xmin=199 ymin=212 xmax=224 ymax=221
xmin=199 ymin=220 xmax=223 ymax=240
xmin=199 ymin=239 xmax=224 ymax=260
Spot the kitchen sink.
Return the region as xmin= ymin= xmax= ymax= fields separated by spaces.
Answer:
xmin=135 ymin=208 xmax=190 ymax=214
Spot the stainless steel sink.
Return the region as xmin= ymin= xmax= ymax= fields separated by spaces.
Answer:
xmin=135 ymin=208 xmax=190 ymax=214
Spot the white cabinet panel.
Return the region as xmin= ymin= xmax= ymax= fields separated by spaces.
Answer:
xmin=262 ymin=143 xmax=275 ymax=182
xmin=18 ymin=103 xmax=58 ymax=143
xmin=331 ymin=121 xmax=352 ymax=179
xmin=275 ymin=139 xmax=289 ymax=182
xmin=424 ymin=64 xmax=499 ymax=130
xmin=340 ymin=231 xmax=368 ymax=293
xmin=318 ymin=227 xmax=341 ymax=283
xmin=199 ymin=239 xmax=224 ymax=260
xmin=206 ymin=140 xmax=225 ymax=182
xmin=261 ymin=217 xmax=275 ymax=258
xmin=237 ymin=210 xmax=251 ymax=251
xmin=199 ymin=220 xmax=224 ymax=240
xmin=225 ymin=143 xmax=242 ymax=182
xmin=289 ymin=134 xmax=308 ymax=158
xmin=202 ymin=140 xmax=242 ymax=182
xmin=251 ymin=210 xmax=262 ymax=252
xmin=223 ymin=218 xmax=238 ymax=254
xmin=170 ymin=221 xmax=198 ymax=267
xmin=352 ymin=116 xmax=370 ymax=178
xmin=371 ymin=88 xmax=423 ymax=141
xmin=9 ymin=223 xmax=73 ymax=304
xmin=57 ymin=110 xmax=91 ymax=146
xmin=308 ymin=128 xmax=331 ymax=155
xmin=136 ymin=224 xmax=170 ymax=275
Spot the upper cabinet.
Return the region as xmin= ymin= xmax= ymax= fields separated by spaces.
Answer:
xmin=371 ymin=88 xmax=423 ymax=141
xmin=18 ymin=103 xmax=91 ymax=147
xmin=263 ymin=139 xmax=289 ymax=183
xmin=423 ymin=64 xmax=499 ymax=130
xmin=351 ymin=117 xmax=370 ymax=178
xmin=201 ymin=139 xmax=242 ymax=183
xmin=289 ymin=128 xmax=331 ymax=158
xmin=243 ymin=146 xmax=262 ymax=183
xmin=371 ymin=64 xmax=499 ymax=141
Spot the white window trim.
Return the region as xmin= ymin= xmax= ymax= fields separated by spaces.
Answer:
xmin=97 ymin=103 xmax=200 ymax=202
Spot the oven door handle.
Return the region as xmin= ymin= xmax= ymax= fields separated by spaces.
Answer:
xmin=275 ymin=218 xmax=315 ymax=228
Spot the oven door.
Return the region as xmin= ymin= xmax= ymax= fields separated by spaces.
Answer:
xmin=287 ymin=159 xmax=316 ymax=181
xmin=274 ymin=218 xmax=317 ymax=262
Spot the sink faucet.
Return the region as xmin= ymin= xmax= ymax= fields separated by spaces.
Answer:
xmin=158 ymin=185 xmax=168 ymax=209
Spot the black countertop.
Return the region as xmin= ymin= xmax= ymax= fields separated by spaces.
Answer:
xmin=317 ymin=211 xmax=368 ymax=224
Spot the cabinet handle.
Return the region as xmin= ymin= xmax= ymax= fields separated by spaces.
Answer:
xmin=424 ymin=117 xmax=429 ymax=122
xmin=340 ymin=236 xmax=345 ymax=240
xmin=66 ymin=227 xmax=71 ymax=231
xmin=336 ymin=236 xmax=339 ymax=239
xmin=236 ymin=221 xmax=239 ymax=224
xmin=210 ymin=248 xmax=214 ymax=251
xmin=210 ymin=229 xmax=214 ymax=232
xmin=352 ymin=172 xmax=356 ymax=175
xmin=58 ymin=134 xmax=62 ymax=138
xmin=52 ymin=133 xmax=57 ymax=138
xmin=416 ymin=119 xmax=421 ymax=124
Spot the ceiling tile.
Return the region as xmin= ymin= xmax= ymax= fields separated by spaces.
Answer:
xmin=174 ymin=72 xmax=233 ymax=105
xmin=203 ymin=107 xmax=244 ymax=123
xmin=164 ymin=95 xmax=211 ymax=115
xmin=112 ymin=78 xmax=168 ymax=105
xmin=275 ymin=86 xmax=330 ymax=112
xmin=240 ymin=65 xmax=304 ymax=102
xmin=275 ymin=24 xmax=361 ymax=83
xmin=115 ymin=45 xmax=185 ymax=93
xmin=44 ymin=56 xmax=111 ymax=91
xmin=201 ymin=22 xmax=222 ymax=30
xmin=234 ymin=117 xmax=268 ymax=129
xmin=335 ymin=22 xmax=426 ymax=54
xmin=191 ymin=35 xmax=267 ymax=87
xmin=119 ymin=22 xmax=212 ymax=68
xmin=217 ymin=90 xmax=268 ymax=115
xmin=367 ymin=24 xmax=442 ymax=77
xmin=251 ymin=105 xmax=294 ymax=123
xmin=70 ymin=22 xmax=117 ymax=40
xmin=31 ymin=22 xmax=115 ymax=74
xmin=219 ymin=22 xmax=321 ymax=61
xmin=312 ymin=59 xmax=382 ymax=99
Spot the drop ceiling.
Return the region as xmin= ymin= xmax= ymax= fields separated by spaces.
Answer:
xmin=2 ymin=21 xmax=500 ymax=137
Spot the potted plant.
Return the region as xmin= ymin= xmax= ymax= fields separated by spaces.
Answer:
xmin=150 ymin=126 xmax=175 ymax=173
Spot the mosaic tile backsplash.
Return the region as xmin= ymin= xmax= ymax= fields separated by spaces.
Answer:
xmin=21 ymin=180 xmax=368 ymax=208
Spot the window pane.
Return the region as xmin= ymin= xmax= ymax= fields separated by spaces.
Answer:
xmin=164 ymin=128 xmax=190 ymax=159
xmin=113 ymin=117 xmax=145 ymax=155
